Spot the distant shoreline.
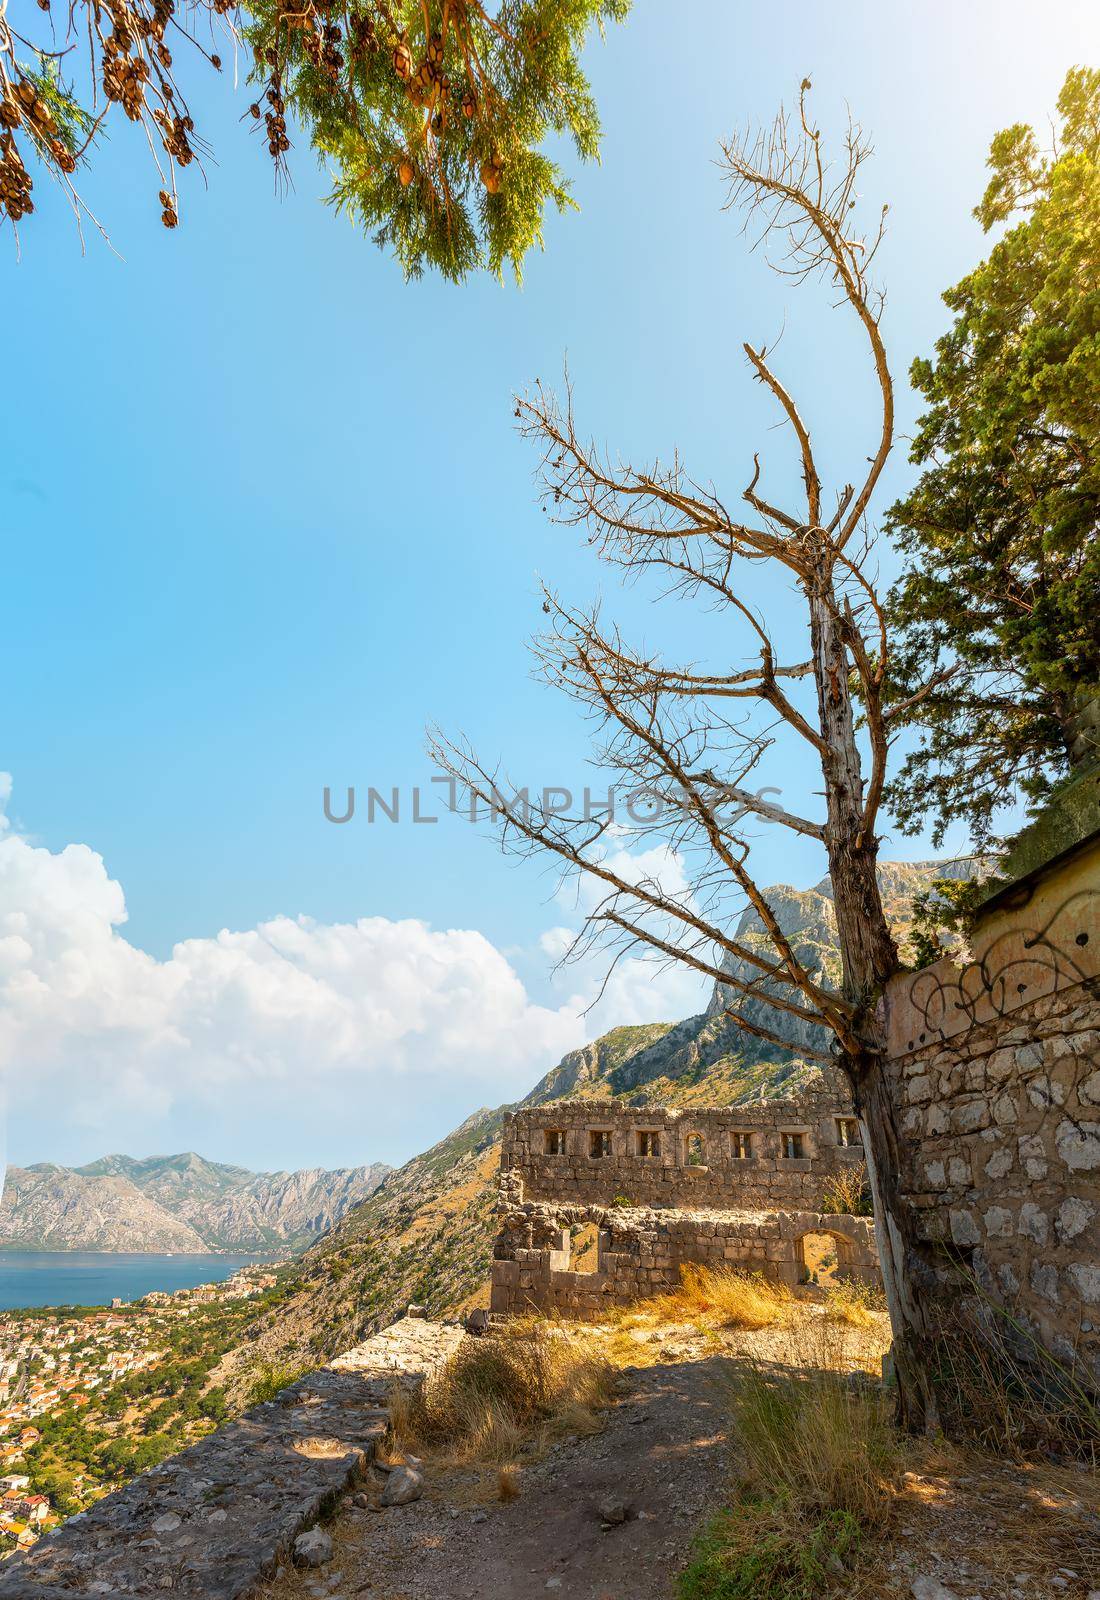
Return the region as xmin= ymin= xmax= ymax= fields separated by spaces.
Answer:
xmin=0 ymin=1247 xmax=284 ymax=1258
xmin=0 ymin=1251 xmax=282 ymax=1311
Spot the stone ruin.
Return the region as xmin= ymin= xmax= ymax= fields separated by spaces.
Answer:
xmin=489 ymin=1094 xmax=882 ymax=1319
xmin=492 ymin=768 xmax=1100 ymax=1389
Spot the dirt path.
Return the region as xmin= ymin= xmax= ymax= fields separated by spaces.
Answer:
xmin=265 ymin=1354 xmax=731 ymax=1600
xmin=261 ymin=1314 xmax=1098 ymax=1600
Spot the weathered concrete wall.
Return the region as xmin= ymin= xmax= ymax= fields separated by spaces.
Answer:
xmin=489 ymin=1201 xmax=879 ymax=1319
xmin=500 ymin=1091 xmax=865 ymax=1212
xmin=879 ymin=832 xmax=1100 ymax=1386
xmin=0 ymin=1317 xmax=464 ymax=1599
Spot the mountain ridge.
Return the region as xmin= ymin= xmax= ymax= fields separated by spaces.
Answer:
xmin=0 ymin=1153 xmax=391 ymax=1254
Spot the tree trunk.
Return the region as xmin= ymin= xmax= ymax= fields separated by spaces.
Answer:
xmin=807 ymin=565 xmax=938 ymax=1430
xmin=806 ymin=567 xmax=897 ymax=999
xmin=849 ymin=1049 xmax=940 ymax=1433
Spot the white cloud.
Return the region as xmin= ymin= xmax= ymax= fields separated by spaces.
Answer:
xmin=0 ymin=778 xmax=584 ymax=1163
xmin=552 ymin=831 xmax=694 ymax=918
xmin=0 ymin=780 xmax=709 ymax=1167
xmin=538 ymin=925 xmax=708 ymax=1039
xmin=544 ymin=828 xmax=710 ymax=1032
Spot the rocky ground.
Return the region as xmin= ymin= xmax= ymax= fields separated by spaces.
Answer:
xmin=260 ymin=1312 xmax=1099 ymax=1600
xmin=866 ymin=1452 xmax=1098 ymax=1600
xmin=262 ymin=1347 xmax=732 ymax=1600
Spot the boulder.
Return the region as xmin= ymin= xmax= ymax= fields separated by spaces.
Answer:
xmin=910 ymin=1580 xmax=960 ymax=1600
xmin=293 ymin=1527 xmax=333 ymax=1567
xmin=380 ymin=1467 xmax=424 ymax=1507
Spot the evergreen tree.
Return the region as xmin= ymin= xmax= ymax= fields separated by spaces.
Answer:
xmin=0 ymin=0 xmax=627 ymax=279
xmin=884 ymin=67 xmax=1100 ymax=849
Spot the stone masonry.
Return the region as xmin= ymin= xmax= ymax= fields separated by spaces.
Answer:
xmin=500 ymin=1094 xmax=869 ymax=1210
xmin=0 ymin=1316 xmax=464 ymax=1599
xmin=878 ymin=821 xmax=1100 ymax=1387
xmin=494 ymin=804 xmax=1100 ymax=1365
xmin=491 ymin=1096 xmax=881 ymax=1318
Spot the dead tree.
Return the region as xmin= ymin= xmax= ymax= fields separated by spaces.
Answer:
xmin=431 ymin=88 xmax=946 ymax=1430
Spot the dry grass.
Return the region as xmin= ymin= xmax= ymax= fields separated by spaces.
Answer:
xmin=387 ymin=1319 xmax=616 ymax=1468
xmin=930 ymin=1289 xmax=1100 ymax=1461
xmin=615 ymin=1265 xmax=794 ymax=1335
xmin=680 ymin=1315 xmax=903 ymax=1599
xmin=593 ymin=1272 xmax=890 ymax=1376
xmin=853 ymin=1438 xmax=1100 ymax=1598
xmin=822 ymin=1279 xmax=889 ymax=1330
xmin=729 ymin=1316 xmax=903 ymax=1528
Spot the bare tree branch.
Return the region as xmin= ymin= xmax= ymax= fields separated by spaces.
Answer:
xmin=439 ymin=82 xmax=946 ymax=1432
xmin=743 ymin=343 xmax=822 ymax=526
xmin=721 ymin=85 xmax=894 ymax=550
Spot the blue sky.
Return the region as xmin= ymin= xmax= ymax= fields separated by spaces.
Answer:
xmin=0 ymin=0 xmax=1095 ymax=1173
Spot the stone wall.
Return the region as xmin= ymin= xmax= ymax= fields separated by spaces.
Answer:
xmin=491 ymin=1092 xmax=880 ymax=1321
xmin=879 ymin=831 xmax=1100 ymax=1387
xmin=0 ymin=1316 xmax=464 ymax=1599
xmin=489 ymin=1201 xmax=879 ymax=1319
xmin=500 ymin=1092 xmax=865 ymax=1212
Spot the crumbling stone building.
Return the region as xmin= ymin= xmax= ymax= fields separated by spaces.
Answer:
xmin=492 ymin=765 xmax=1100 ymax=1387
xmin=490 ymin=1094 xmax=882 ymax=1318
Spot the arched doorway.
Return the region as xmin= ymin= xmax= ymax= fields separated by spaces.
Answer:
xmin=797 ymin=1230 xmax=849 ymax=1287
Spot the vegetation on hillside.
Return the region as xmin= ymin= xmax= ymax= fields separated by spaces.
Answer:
xmin=7 ymin=1282 xmax=295 ymax=1517
xmin=213 ymin=1112 xmax=506 ymax=1401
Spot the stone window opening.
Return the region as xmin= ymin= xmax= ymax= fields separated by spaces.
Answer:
xmin=835 ymin=1117 xmax=862 ymax=1149
xmin=781 ymin=1130 xmax=806 ymax=1160
xmin=637 ymin=1130 xmax=660 ymax=1158
xmin=730 ymin=1131 xmax=753 ymax=1159
xmin=685 ymin=1133 xmax=706 ymax=1166
xmin=544 ymin=1130 xmax=566 ymax=1156
xmin=589 ymin=1130 xmax=612 ymax=1159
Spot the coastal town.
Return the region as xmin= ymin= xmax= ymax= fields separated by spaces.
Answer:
xmin=0 ymin=1266 xmax=282 ymax=1555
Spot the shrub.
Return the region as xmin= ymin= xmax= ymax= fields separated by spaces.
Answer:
xmin=246 ymin=1360 xmax=310 ymax=1407
xmin=819 ymin=1163 xmax=872 ymax=1217
xmin=679 ymin=1501 xmax=860 ymax=1600
xmin=389 ymin=1322 xmax=615 ymax=1465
